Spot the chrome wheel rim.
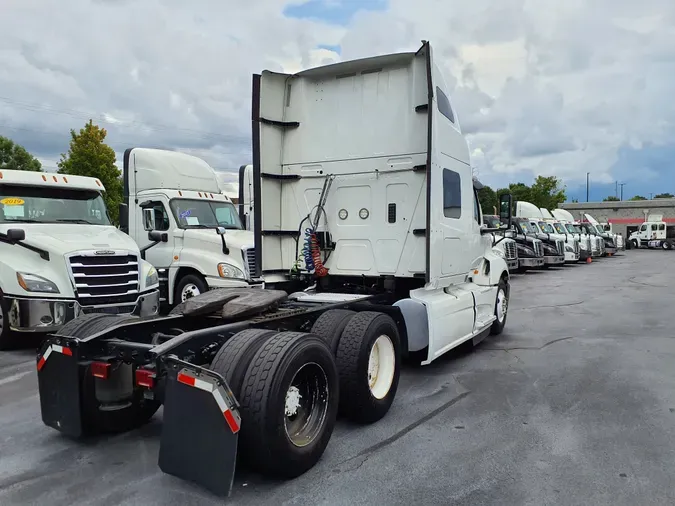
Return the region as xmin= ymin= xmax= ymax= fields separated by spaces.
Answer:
xmin=181 ymin=283 xmax=201 ymax=302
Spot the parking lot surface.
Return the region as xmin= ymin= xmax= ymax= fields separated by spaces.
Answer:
xmin=2 ymin=250 xmax=675 ymax=506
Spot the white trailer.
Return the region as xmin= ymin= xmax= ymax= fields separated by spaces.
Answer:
xmin=0 ymin=169 xmax=160 ymax=349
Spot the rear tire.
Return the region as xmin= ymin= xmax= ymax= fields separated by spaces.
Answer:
xmin=210 ymin=328 xmax=278 ymax=397
xmin=238 ymin=331 xmax=339 ymax=478
xmin=335 ymin=311 xmax=401 ymax=424
xmin=310 ymin=309 xmax=356 ymax=355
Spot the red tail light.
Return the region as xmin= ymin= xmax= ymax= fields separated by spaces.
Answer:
xmin=91 ymin=362 xmax=110 ymax=379
xmin=135 ymin=368 xmax=156 ymax=388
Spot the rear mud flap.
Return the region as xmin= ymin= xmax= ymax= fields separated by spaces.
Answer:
xmin=158 ymin=364 xmax=241 ymax=497
xmin=37 ymin=341 xmax=84 ymax=438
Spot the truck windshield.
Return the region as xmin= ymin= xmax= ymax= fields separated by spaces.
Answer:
xmin=539 ymin=222 xmax=555 ymax=233
xmin=0 ymin=185 xmax=110 ymax=225
xmin=595 ymin=225 xmax=605 ymax=234
xmin=552 ymin=223 xmax=566 ymax=234
xmin=170 ymin=199 xmax=242 ymax=229
xmin=517 ymin=221 xmax=532 ymax=234
xmin=483 ymin=216 xmax=500 ymax=228
xmin=565 ymin=224 xmax=579 ymax=234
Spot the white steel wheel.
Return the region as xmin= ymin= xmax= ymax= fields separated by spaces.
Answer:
xmin=496 ymin=288 xmax=508 ymax=323
xmin=367 ymin=335 xmax=396 ymax=400
xmin=180 ymin=283 xmax=201 ymax=302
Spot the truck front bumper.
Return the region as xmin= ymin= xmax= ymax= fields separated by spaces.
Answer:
xmin=544 ymin=255 xmax=565 ymax=266
xmin=519 ymin=257 xmax=544 ymax=268
xmin=564 ymin=251 xmax=580 ymax=263
xmin=604 ymin=246 xmax=617 ymax=255
xmin=5 ymin=289 xmax=160 ymax=333
xmin=506 ymin=258 xmax=519 ymax=271
xmin=579 ymin=249 xmax=591 ymax=260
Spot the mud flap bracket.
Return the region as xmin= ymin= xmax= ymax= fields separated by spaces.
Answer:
xmin=158 ymin=359 xmax=241 ymax=497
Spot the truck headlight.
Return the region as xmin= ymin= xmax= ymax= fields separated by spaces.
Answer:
xmin=16 ymin=272 xmax=60 ymax=293
xmin=218 ymin=263 xmax=245 ymax=279
xmin=140 ymin=260 xmax=159 ymax=289
xmin=492 ymin=248 xmax=505 ymax=258
xmin=565 ymin=245 xmax=574 ymax=252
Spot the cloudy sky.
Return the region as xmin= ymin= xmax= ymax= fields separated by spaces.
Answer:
xmin=1 ymin=0 xmax=674 ymax=201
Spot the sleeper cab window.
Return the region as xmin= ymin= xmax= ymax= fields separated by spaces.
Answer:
xmin=443 ymin=169 xmax=461 ymax=219
xmin=436 ymin=86 xmax=455 ymax=123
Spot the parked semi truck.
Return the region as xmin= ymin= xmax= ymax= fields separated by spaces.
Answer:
xmin=582 ymin=213 xmax=617 ymax=255
xmin=482 ymin=214 xmax=519 ymax=271
xmin=35 ymin=42 xmax=514 ymax=496
xmin=551 ymin=208 xmax=596 ymax=259
xmin=509 ymin=217 xmax=546 ymax=271
xmin=0 ymin=169 xmax=160 ymax=350
xmin=118 ymin=148 xmax=259 ymax=308
xmin=539 ymin=208 xmax=580 ymax=263
xmin=515 ymin=202 xmax=565 ymax=267
xmin=627 ymin=214 xmax=675 ymax=249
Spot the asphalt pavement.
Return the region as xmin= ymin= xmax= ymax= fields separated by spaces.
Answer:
xmin=2 ymin=250 xmax=675 ymax=506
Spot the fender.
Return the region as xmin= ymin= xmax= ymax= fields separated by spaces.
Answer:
xmin=471 ymin=251 xmax=509 ymax=287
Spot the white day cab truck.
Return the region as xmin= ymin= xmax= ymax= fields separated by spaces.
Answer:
xmin=118 ymin=148 xmax=260 ymax=309
xmin=582 ymin=213 xmax=618 ymax=255
xmin=538 ymin=207 xmax=581 ymax=263
xmin=35 ymin=41 xmax=514 ymax=496
xmin=0 ymin=170 xmax=160 ymax=350
xmin=627 ymin=214 xmax=675 ymax=250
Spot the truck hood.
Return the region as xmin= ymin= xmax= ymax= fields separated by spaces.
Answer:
xmin=182 ymin=228 xmax=254 ymax=250
xmin=0 ymin=223 xmax=139 ymax=255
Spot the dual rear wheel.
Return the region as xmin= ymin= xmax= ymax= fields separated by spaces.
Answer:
xmin=210 ymin=310 xmax=402 ymax=479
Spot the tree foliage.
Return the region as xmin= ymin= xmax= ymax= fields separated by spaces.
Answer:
xmin=603 ymin=195 xmax=620 ymax=201
xmin=629 ymin=195 xmax=647 ymax=201
xmin=477 ymin=175 xmax=567 ymax=214
xmin=654 ymin=193 xmax=674 ymax=199
xmin=57 ymin=120 xmax=122 ymax=224
xmin=0 ymin=136 xmax=42 ymax=172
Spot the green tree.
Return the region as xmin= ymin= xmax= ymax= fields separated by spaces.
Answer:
xmin=654 ymin=193 xmax=674 ymax=199
xmin=476 ymin=185 xmax=498 ymax=214
xmin=0 ymin=136 xmax=42 ymax=172
xmin=629 ymin=195 xmax=647 ymax=201
xmin=57 ymin=120 xmax=122 ymax=224
xmin=507 ymin=182 xmax=532 ymax=204
xmin=529 ymin=175 xmax=566 ymax=209
xmin=603 ymin=195 xmax=620 ymax=202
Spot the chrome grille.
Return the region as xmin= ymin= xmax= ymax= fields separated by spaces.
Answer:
xmin=556 ymin=240 xmax=564 ymax=255
xmin=504 ymin=241 xmax=517 ymax=260
xmin=243 ymin=247 xmax=256 ymax=277
xmin=68 ymin=252 xmax=139 ymax=307
xmin=533 ymin=239 xmax=544 ymax=257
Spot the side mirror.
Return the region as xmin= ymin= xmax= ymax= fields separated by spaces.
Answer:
xmin=499 ymin=194 xmax=513 ymax=229
xmin=143 ymin=208 xmax=156 ymax=231
xmin=6 ymin=228 xmax=25 ymax=241
xmin=216 ymin=226 xmax=226 ymax=235
xmin=118 ymin=203 xmax=129 ymax=229
xmin=148 ymin=230 xmax=168 ymax=242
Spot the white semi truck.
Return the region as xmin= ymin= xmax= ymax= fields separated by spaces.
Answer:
xmin=515 ymin=201 xmax=566 ymax=267
xmin=36 ymin=41 xmax=514 ymax=496
xmin=0 ymin=169 xmax=160 ymax=349
xmin=582 ymin=213 xmax=617 ymax=255
xmin=627 ymin=214 xmax=675 ymax=249
xmin=552 ymin=208 xmax=602 ymax=258
xmin=118 ymin=148 xmax=259 ymax=308
xmin=539 ymin=207 xmax=580 ymax=263
xmin=482 ymin=214 xmax=519 ymax=271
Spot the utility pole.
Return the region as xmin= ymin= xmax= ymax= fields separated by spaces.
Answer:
xmin=586 ymin=172 xmax=590 ymax=202
xmin=615 ymin=181 xmax=618 ymax=198
xmin=619 ymin=183 xmax=626 ymax=201
xmin=649 ymin=192 xmax=653 ymax=200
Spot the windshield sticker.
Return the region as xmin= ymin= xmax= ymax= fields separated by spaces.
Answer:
xmin=0 ymin=197 xmax=24 ymax=206
xmin=180 ymin=209 xmax=192 ymax=219
xmin=186 ymin=216 xmax=199 ymax=225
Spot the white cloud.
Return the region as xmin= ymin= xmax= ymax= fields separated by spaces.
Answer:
xmin=1 ymin=0 xmax=674 ymax=191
